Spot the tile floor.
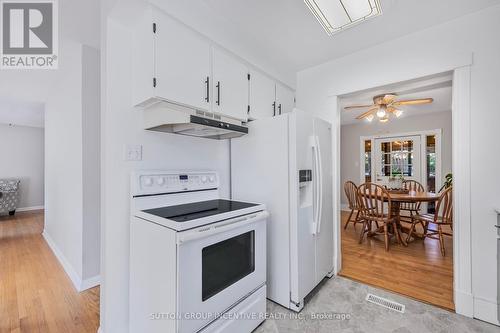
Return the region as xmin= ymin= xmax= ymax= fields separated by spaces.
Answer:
xmin=254 ymin=276 xmax=500 ymax=333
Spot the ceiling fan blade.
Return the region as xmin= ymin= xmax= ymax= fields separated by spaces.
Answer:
xmin=344 ymin=104 xmax=375 ymax=110
xmin=356 ymin=107 xmax=378 ymax=120
xmin=393 ymin=98 xmax=433 ymax=106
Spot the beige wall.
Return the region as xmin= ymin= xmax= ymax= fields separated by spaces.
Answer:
xmin=340 ymin=111 xmax=452 ymax=205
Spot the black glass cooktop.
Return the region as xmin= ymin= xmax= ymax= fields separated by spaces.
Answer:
xmin=143 ymin=199 xmax=259 ymax=222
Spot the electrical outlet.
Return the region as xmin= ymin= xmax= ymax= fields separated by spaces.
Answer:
xmin=124 ymin=144 xmax=142 ymax=161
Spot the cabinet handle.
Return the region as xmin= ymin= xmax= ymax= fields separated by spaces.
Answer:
xmin=273 ymin=102 xmax=276 ymax=116
xmin=205 ymin=77 xmax=210 ymax=103
xmin=216 ymin=81 xmax=220 ymax=106
xmin=278 ymin=104 xmax=282 ymax=115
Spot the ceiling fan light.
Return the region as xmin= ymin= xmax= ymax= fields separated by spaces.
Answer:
xmin=395 ymin=109 xmax=403 ymax=117
xmin=379 ymin=117 xmax=389 ymax=123
xmin=366 ymin=114 xmax=374 ymax=122
xmin=376 ymin=107 xmax=386 ymax=118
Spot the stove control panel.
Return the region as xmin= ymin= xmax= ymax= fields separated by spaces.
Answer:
xmin=132 ymin=171 xmax=219 ymax=196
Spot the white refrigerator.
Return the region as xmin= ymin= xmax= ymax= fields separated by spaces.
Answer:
xmin=231 ymin=109 xmax=333 ymax=312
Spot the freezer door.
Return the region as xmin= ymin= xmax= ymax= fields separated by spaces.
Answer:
xmin=289 ymin=110 xmax=316 ymax=307
xmin=313 ymin=117 xmax=334 ymax=285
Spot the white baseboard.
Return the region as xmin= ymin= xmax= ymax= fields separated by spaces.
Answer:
xmin=474 ymin=296 xmax=500 ymax=326
xmin=455 ymin=289 xmax=474 ymax=318
xmin=17 ymin=205 xmax=44 ymax=212
xmin=81 ymin=275 xmax=101 ymax=291
xmin=42 ymin=231 xmax=101 ymax=292
xmin=42 ymin=231 xmax=83 ymax=291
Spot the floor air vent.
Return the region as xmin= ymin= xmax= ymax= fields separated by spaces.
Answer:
xmin=365 ymin=294 xmax=405 ymax=313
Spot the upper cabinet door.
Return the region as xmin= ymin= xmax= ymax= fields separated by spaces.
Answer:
xmin=276 ymin=84 xmax=295 ymax=115
xmin=154 ymin=10 xmax=211 ymax=111
xmin=249 ymin=70 xmax=276 ymax=120
xmin=212 ymin=48 xmax=249 ymax=121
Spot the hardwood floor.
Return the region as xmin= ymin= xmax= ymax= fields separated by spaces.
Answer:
xmin=340 ymin=210 xmax=454 ymax=310
xmin=0 ymin=211 xmax=100 ymax=333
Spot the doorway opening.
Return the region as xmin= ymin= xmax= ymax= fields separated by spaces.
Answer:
xmin=337 ymin=72 xmax=454 ymax=310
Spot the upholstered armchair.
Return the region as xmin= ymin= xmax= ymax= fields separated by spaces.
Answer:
xmin=0 ymin=179 xmax=21 ymax=216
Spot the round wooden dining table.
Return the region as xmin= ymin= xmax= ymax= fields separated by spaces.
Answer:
xmin=367 ymin=190 xmax=441 ymax=246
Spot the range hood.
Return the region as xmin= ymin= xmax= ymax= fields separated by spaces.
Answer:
xmin=142 ymin=102 xmax=248 ymax=140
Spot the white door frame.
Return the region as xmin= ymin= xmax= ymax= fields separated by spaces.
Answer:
xmin=359 ymin=129 xmax=443 ymax=195
xmin=332 ymin=66 xmax=473 ymax=317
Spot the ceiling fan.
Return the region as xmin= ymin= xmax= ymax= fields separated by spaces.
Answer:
xmin=344 ymin=93 xmax=433 ymax=123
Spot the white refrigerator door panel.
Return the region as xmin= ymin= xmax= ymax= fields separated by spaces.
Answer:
xmin=230 ymin=115 xmax=291 ymax=307
xmin=314 ymin=118 xmax=334 ymax=283
xmin=289 ymin=111 xmax=316 ymax=305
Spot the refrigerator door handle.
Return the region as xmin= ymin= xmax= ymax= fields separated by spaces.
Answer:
xmin=315 ymin=135 xmax=323 ymax=235
xmin=311 ymin=136 xmax=320 ymax=235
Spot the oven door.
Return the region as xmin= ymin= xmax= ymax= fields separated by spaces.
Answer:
xmin=176 ymin=211 xmax=267 ymax=333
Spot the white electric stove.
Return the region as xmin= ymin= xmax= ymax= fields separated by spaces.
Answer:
xmin=129 ymin=170 xmax=268 ymax=333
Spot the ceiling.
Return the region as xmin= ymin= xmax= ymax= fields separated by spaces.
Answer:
xmin=0 ymin=97 xmax=45 ymax=128
xmin=184 ymin=0 xmax=500 ymax=75
xmin=339 ymin=73 xmax=452 ymax=125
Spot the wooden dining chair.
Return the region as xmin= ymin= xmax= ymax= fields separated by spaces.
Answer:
xmin=357 ymin=183 xmax=400 ymax=251
xmin=343 ymin=181 xmax=361 ymax=229
xmin=406 ymin=186 xmax=453 ymax=256
xmin=400 ymin=180 xmax=425 ymax=223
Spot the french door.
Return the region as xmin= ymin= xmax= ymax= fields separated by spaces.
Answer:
xmin=373 ymin=136 xmax=421 ymax=187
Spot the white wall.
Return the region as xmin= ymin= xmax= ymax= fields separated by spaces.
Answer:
xmin=297 ymin=5 xmax=500 ymax=325
xmin=45 ymin=40 xmax=84 ymax=282
xmin=340 ymin=111 xmax=452 ymax=205
xmin=44 ymin=40 xmax=101 ymax=291
xmin=0 ymin=123 xmax=44 ymax=210
xmin=82 ymin=45 xmax=102 ymax=281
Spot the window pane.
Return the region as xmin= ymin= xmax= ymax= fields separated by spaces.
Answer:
xmin=426 ymin=135 xmax=436 ymax=213
xmin=404 ymin=140 xmax=413 ymax=152
xmin=382 ymin=165 xmax=391 ymax=176
xmin=364 ymin=140 xmax=371 ymax=182
xmin=392 ymin=141 xmax=402 ymax=151
xmin=381 ymin=142 xmax=390 ymax=153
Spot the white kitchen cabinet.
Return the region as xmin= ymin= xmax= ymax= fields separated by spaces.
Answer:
xmin=248 ymin=70 xmax=276 ymax=120
xmin=276 ymin=83 xmax=295 ymax=115
xmin=154 ymin=10 xmax=211 ymax=111
xmin=132 ymin=7 xmax=249 ymax=121
xmin=132 ymin=8 xmax=210 ymax=111
xmin=212 ymin=48 xmax=249 ymax=121
xmin=248 ymin=73 xmax=295 ymax=119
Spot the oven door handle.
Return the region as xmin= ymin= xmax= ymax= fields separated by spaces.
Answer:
xmin=177 ymin=211 xmax=269 ymax=244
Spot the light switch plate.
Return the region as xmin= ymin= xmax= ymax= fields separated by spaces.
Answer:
xmin=124 ymin=144 xmax=142 ymax=161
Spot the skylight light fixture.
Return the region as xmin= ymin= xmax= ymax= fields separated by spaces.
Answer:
xmin=304 ymin=0 xmax=382 ymax=36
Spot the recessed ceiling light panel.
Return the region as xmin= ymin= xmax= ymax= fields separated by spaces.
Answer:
xmin=304 ymin=0 xmax=382 ymax=36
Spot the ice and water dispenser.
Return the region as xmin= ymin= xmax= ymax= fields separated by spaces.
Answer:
xmin=299 ymin=170 xmax=313 ymax=208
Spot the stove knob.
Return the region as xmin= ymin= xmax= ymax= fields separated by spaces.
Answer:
xmin=143 ymin=177 xmax=153 ymax=186
xmin=209 ymin=176 xmax=215 ymax=183
xmin=157 ymin=177 xmax=165 ymax=185
xmin=201 ymin=175 xmax=208 ymax=183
